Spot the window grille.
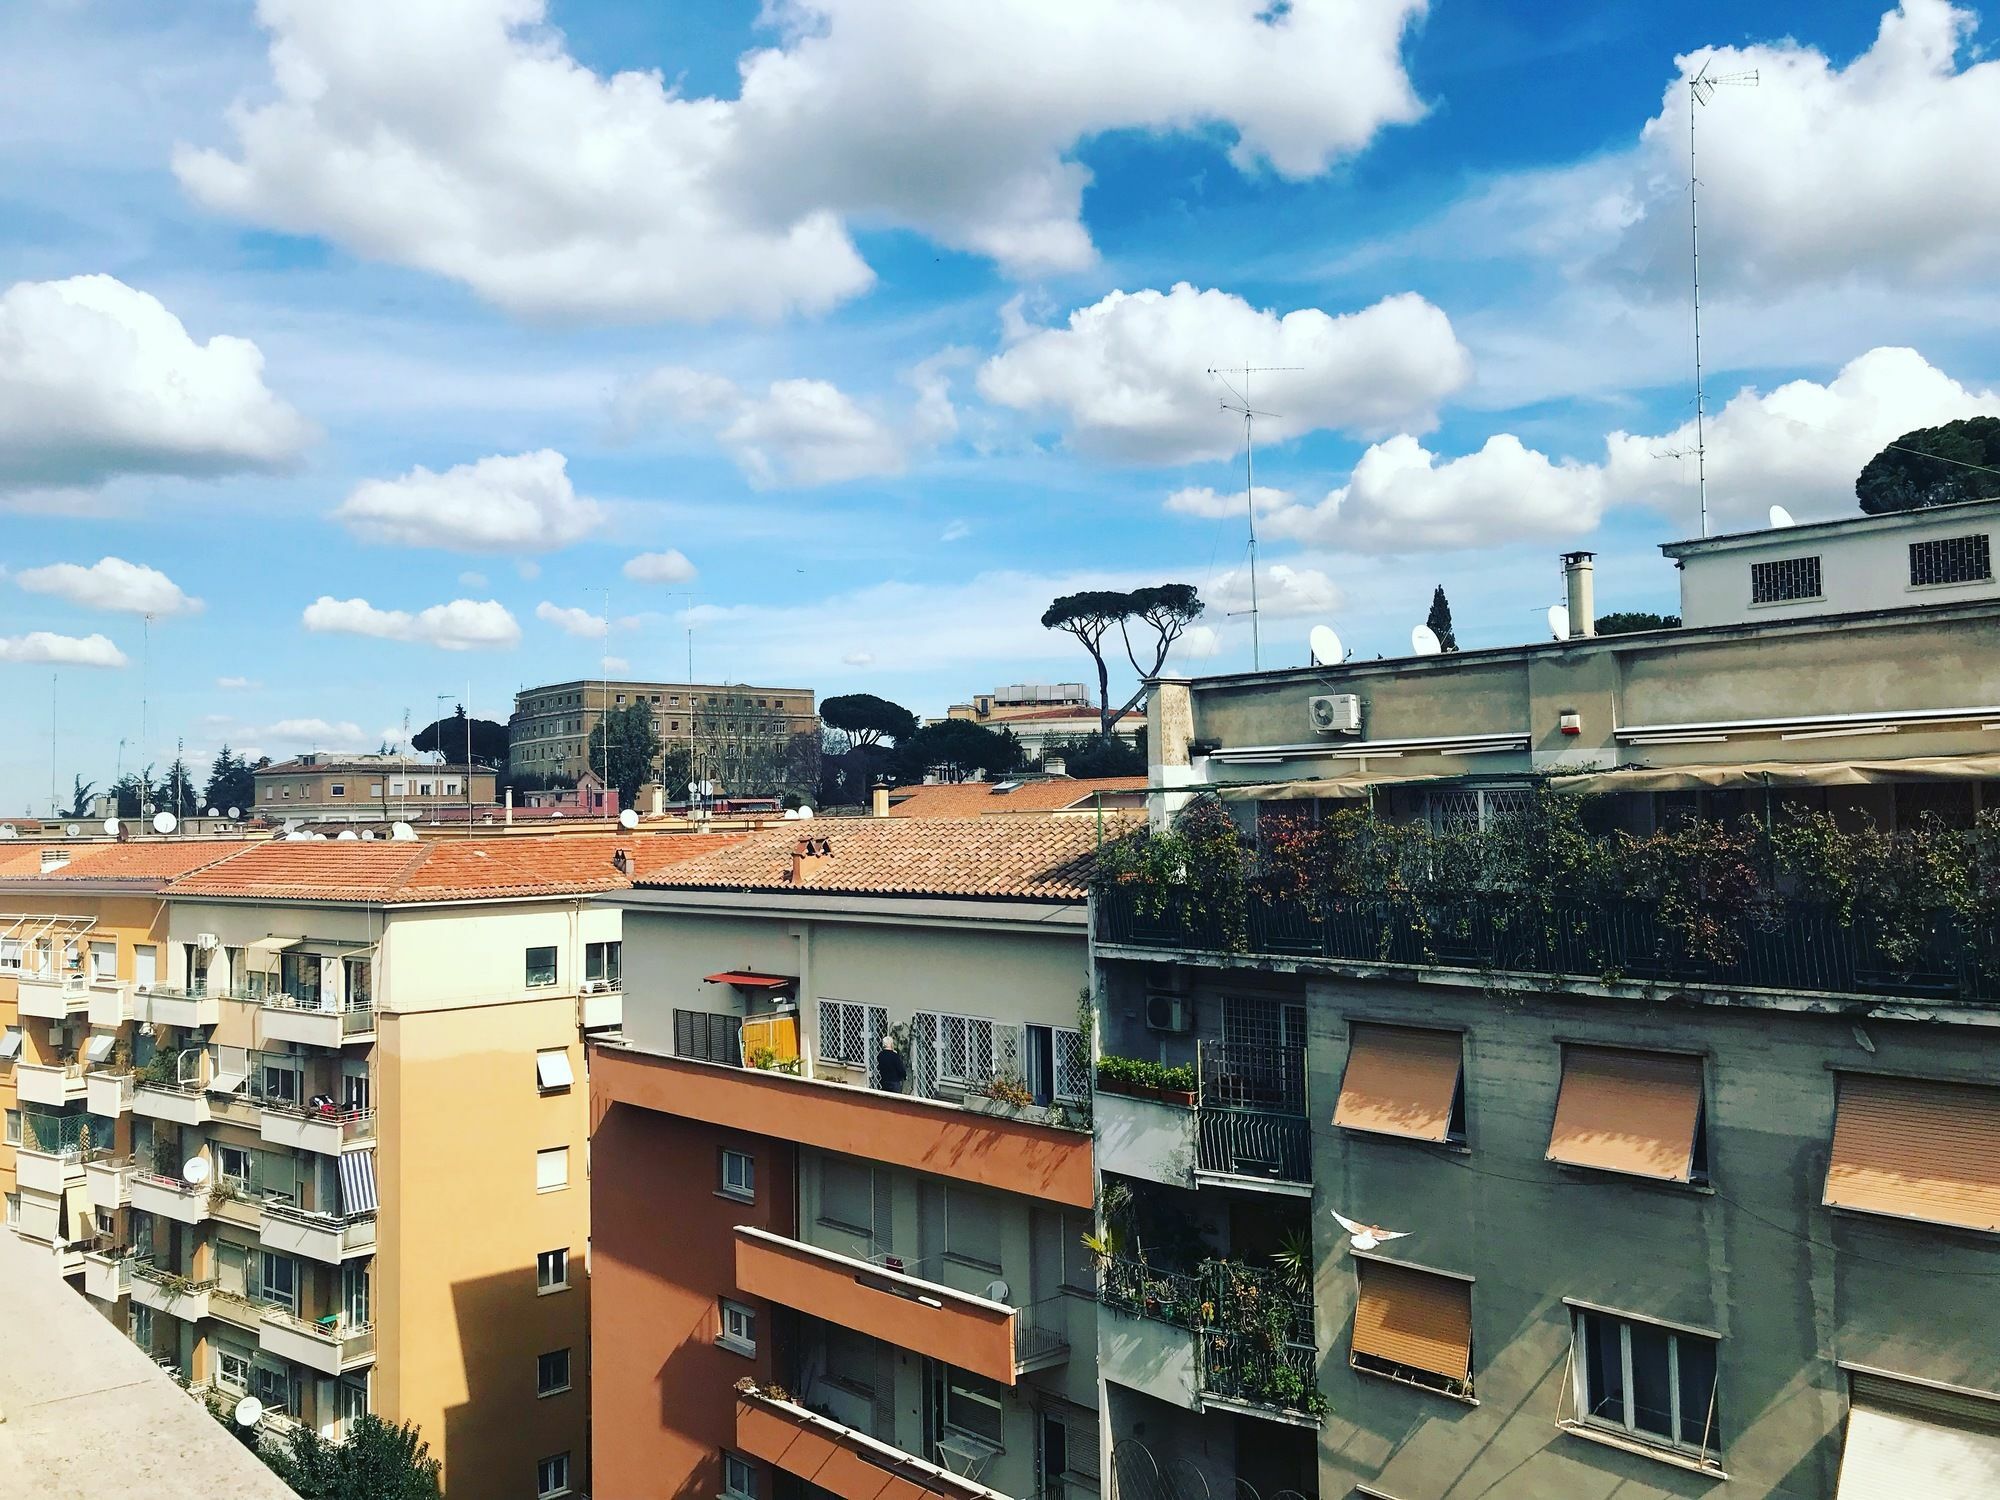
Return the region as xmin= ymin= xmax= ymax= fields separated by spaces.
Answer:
xmin=1053 ymin=1028 xmax=1091 ymax=1104
xmin=1750 ymin=555 xmax=1821 ymax=603
xmin=1909 ymin=533 xmax=1992 ymax=587
xmin=819 ymin=1000 xmax=868 ymax=1068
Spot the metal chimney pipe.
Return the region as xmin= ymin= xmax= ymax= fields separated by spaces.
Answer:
xmin=1562 ymin=552 xmax=1597 ymax=638
xmin=504 ymin=786 xmax=514 ymax=826
xmin=870 ymin=780 xmax=890 ymax=819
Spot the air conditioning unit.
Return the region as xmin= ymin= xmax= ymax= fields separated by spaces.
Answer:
xmin=48 ymin=1022 xmax=68 ymax=1047
xmin=580 ymin=980 xmax=606 ymax=995
xmin=1308 ymin=693 xmax=1362 ymax=735
xmin=195 ymin=933 xmax=219 ymax=951
xmin=1145 ymin=993 xmax=1191 ymax=1034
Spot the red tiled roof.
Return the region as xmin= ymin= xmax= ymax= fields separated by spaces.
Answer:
xmin=0 ymin=840 xmax=245 ymax=885
xmin=885 ymin=776 xmax=1145 ymax=818
xmin=634 ymin=814 xmax=1137 ymax=900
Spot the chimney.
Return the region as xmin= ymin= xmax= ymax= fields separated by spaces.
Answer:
xmin=788 ymin=835 xmax=832 ymax=884
xmin=504 ymin=786 xmax=514 ymax=826
xmin=612 ymin=848 xmax=631 ymax=876
xmin=870 ymin=780 xmax=891 ymax=818
xmin=1561 ymin=551 xmax=1596 ymax=639
xmin=1043 ymin=754 xmax=1068 ymax=778
xmin=651 ymin=783 xmax=665 ymax=817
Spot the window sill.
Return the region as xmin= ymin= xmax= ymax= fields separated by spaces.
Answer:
xmin=716 ymin=1337 xmax=757 ymax=1359
xmin=1557 ymin=1420 xmax=1728 ymax=1479
xmin=715 ymin=1189 xmax=756 ymax=1205
xmin=537 ymin=1284 xmax=570 ymax=1297
xmin=1551 ymin=1163 xmax=1714 ymax=1196
xmin=1350 ymin=1358 xmax=1477 ymax=1406
xmin=538 ymin=1386 xmax=572 ymax=1399
xmin=536 ymin=1184 xmax=570 ymax=1195
xmin=1746 ymin=594 xmax=1824 ymax=610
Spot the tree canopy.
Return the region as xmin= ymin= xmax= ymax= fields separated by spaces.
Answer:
xmin=202 ymin=747 xmax=255 ymax=815
xmin=1036 ymin=733 xmax=1145 ymax=778
xmin=1042 ymin=584 xmax=1204 ymax=736
xmin=820 ymin=693 xmax=918 ymax=747
xmin=412 ymin=705 xmax=508 ymax=766
xmin=587 ymin=701 xmax=662 ymax=810
xmin=1425 ymin=586 xmax=1458 ymax=652
xmin=1855 ymin=416 xmax=2000 ymax=514
xmin=895 ymin=719 xmax=1025 ymax=784
xmin=264 ymin=1413 xmax=442 ymax=1500
xmin=159 ymin=758 xmax=200 ymax=818
xmin=65 ymin=775 xmax=95 ymax=818
xmin=1594 ymin=610 xmax=1682 ymax=636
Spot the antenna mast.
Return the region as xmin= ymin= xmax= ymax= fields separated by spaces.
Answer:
xmin=1686 ymin=59 xmax=1758 ymax=538
xmin=1207 ymin=363 xmax=1299 ymax=670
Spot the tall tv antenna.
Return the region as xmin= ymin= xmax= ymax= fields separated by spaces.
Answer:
xmin=1207 ymin=363 xmax=1299 ymax=670
xmin=1686 ymin=57 xmax=1758 ymax=538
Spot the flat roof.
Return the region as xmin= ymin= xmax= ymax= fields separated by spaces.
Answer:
xmin=1661 ymin=495 xmax=2000 ymax=558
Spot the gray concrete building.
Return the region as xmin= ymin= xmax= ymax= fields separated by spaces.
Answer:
xmin=508 ymin=679 xmax=817 ymax=791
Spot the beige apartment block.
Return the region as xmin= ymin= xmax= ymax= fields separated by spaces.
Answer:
xmin=509 ymin=678 xmax=818 ymax=787
xmin=252 ymin=754 xmax=498 ymax=823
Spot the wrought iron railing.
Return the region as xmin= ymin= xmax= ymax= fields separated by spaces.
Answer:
xmin=1193 ymin=1041 xmax=1310 ymax=1183
xmin=1098 ymin=1256 xmax=1321 ymax=1417
xmin=1097 ymin=886 xmax=2000 ymax=1003
xmin=1013 ymin=1295 xmax=1073 ymax=1368
xmin=1097 ymin=1256 xmax=1206 ymax=1328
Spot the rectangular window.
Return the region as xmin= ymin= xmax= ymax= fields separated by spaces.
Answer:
xmin=1548 ymin=1046 xmax=1707 ymax=1184
xmin=4 ymin=1109 xmax=19 ymax=1145
xmin=535 ymin=1049 xmax=575 ymax=1093
xmin=719 ymin=1298 xmax=757 ymax=1355
xmin=723 ymin=1453 xmax=759 ymax=1500
xmin=1336 ymin=1023 xmax=1467 ymax=1145
xmin=944 ymin=1367 xmax=1005 ymax=1447
xmin=537 ymin=1453 xmax=571 ymax=1498
xmin=1910 ymin=533 xmax=1993 ymax=587
xmin=261 ymin=1252 xmax=297 ymax=1312
xmin=537 ymin=1348 xmax=571 ymax=1397
xmin=945 ymin=1186 xmax=1002 ymax=1272
xmin=216 ymin=1348 xmax=253 ymax=1393
xmin=537 ymin=1248 xmax=569 ymax=1292
xmin=369 ymin=784 xmax=382 ymax=797
xmin=218 ymin=1146 xmax=253 ymax=1189
xmin=1750 ymin=554 xmax=1822 ymax=603
xmin=89 ymin=940 xmax=116 ymax=979
xmin=1350 ymin=1259 xmax=1474 ymax=1398
xmin=818 ymin=1158 xmax=873 ymax=1236
xmin=1825 ymin=1073 xmax=2000 ymax=1231
xmin=134 ymin=946 xmax=157 ymax=988
xmin=329 ymin=783 xmax=345 ymax=797
xmin=938 ymin=1013 xmax=1000 ymax=1088
xmin=536 ymin=1147 xmax=569 ymax=1193
xmin=818 ymin=999 xmax=869 ymax=1068
xmin=720 ymin=1149 xmax=755 ymax=1201
xmin=525 ymin=946 xmax=558 ymax=988
xmin=131 ymin=1303 xmax=154 ymax=1347
xmin=1571 ymin=1308 xmax=1721 ymax=1460
xmin=261 ymin=1060 xmax=301 ymax=1105
xmin=4 ymin=1193 xmax=18 ymax=1229
xmin=584 ymin=941 xmax=620 ymax=985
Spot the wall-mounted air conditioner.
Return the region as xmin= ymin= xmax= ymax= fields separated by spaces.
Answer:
xmin=1145 ymin=993 xmax=1190 ymax=1034
xmin=1308 ymin=693 xmax=1362 ymax=734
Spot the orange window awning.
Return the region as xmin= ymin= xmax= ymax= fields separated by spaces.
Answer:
xmin=1335 ymin=1024 xmax=1464 ymax=1142
xmin=704 ymin=972 xmax=795 ymax=989
xmin=1825 ymin=1073 xmax=2000 ymax=1232
xmin=1547 ymin=1046 xmax=1704 ymax=1183
xmin=1350 ymin=1258 xmax=1473 ymax=1387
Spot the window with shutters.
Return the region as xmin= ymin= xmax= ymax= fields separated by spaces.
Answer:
xmin=1336 ymin=1024 xmax=1467 ymax=1146
xmin=819 ymin=999 xmax=869 ymax=1068
xmin=944 ymin=1185 xmax=1003 ymax=1273
xmin=817 ymin=1157 xmax=873 ymax=1237
xmin=1824 ymin=1073 xmax=2000 ymax=1232
xmin=535 ymin=1147 xmax=569 ymax=1193
xmin=674 ymin=1009 xmax=743 ymax=1066
xmin=1568 ymin=1307 xmax=1721 ymax=1465
xmin=1548 ymin=1046 xmax=1708 ymax=1185
xmin=1750 ymin=555 xmax=1822 ymax=604
xmin=1349 ymin=1258 xmax=1474 ymax=1400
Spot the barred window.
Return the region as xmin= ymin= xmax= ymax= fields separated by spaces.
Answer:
xmin=1750 ymin=555 xmax=1822 ymax=604
xmin=940 ymin=1013 xmax=1001 ymax=1087
xmin=1909 ymin=533 xmax=1992 ymax=587
xmin=818 ymin=999 xmax=884 ymax=1070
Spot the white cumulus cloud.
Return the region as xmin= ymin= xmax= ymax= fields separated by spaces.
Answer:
xmin=841 ymin=650 xmax=876 ymax=667
xmin=979 ymin=284 xmax=1470 ymax=463
xmin=334 ymin=449 xmax=602 ymax=552
xmin=617 ymin=368 xmax=909 ymax=487
xmin=1208 ymin=562 xmax=1342 ymax=619
xmin=622 ymin=549 xmax=698 ymax=585
xmin=173 ymin=0 xmax=1425 ymax=321
xmin=535 ymin=601 xmax=607 ymax=638
xmin=301 ymin=596 xmax=522 ymax=651
xmin=14 ymin=556 xmax=203 ymax=616
xmin=1164 ymin=484 xmax=1295 ymax=521
xmin=0 ymin=274 xmax=313 ymax=490
xmin=1173 ymin=624 xmax=1222 ymax=661
xmin=0 ymin=631 xmax=128 ymax=667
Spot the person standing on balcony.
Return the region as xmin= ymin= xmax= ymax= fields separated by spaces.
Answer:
xmin=877 ymin=1034 xmax=907 ymax=1093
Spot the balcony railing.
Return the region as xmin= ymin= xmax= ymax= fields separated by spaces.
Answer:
xmin=1097 ymin=885 xmax=2000 ymax=1003
xmin=1099 ymin=1255 xmax=1322 ymax=1420
xmin=1194 ymin=1040 xmax=1310 ymax=1186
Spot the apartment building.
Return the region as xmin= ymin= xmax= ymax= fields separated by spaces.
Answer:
xmin=509 ymin=678 xmax=818 ymax=786
xmin=252 ymin=754 xmax=498 ymax=822
xmin=945 ymin=684 xmax=1140 ymax=758
xmin=884 ymin=775 xmax=1146 ymax=819
xmin=5 ymin=831 xmax=732 ymax=1498
xmin=1089 ymin=559 xmax=2000 ymax=1499
xmin=590 ymin=816 xmax=1127 ymax=1500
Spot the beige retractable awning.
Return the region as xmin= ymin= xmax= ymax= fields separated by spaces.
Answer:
xmin=61 ymin=1182 xmax=92 ymax=1241
xmin=1335 ymin=1024 xmax=1464 ymax=1143
xmin=1824 ymin=1074 xmax=2000 ymax=1232
xmin=1350 ymin=1259 xmax=1472 ymax=1385
xmin=1549 ymin=754 xmax=2000 ymax=796
xmin=1547 ymin=1046 xmax=1705 ymax=1182
xmin=1216 ymin=773 xmax=1449 ymax=803
xmin=1838 ymin=1374 xmax=2000 ymax=1498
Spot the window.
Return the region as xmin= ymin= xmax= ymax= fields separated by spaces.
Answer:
xmin=537 ymin=1452 xmax=571 ymax=1498
xmin=536 ymin=1049 xmax=575 ymax=1093
xmin=723 ymin=1453 xmax=759 ymax=1500
xmin=1336 ymin=1024 xmax=1467 ymax=1145
xmin=218 ymin=1146 xmax=253 ymax=1189
xmin=938 ymin=1013 xmax=1000 ymax=1088
xmin=3 ymin=1109 xmax=18 ymax=1145
xmin=1910 ymin=533 xmax=1993 ymax=587
xmin=720 ymin=1149 xmax=755 ymax=1201
xmin=818 ymin=999 xmax=870 ymax=1068
xmin=261 ymin=1059 xmax=302 ymax=1105
xmin=944 ymin=1367 xmax=1005 ymax=1447
xmin=718 ymin=1298 xmax=757 ymax=1356
xmin=818 ymin=1158 xmax=873 ymax=1236
xmin=134 ymin=946 xmax=156 ymax=988
xmin=1825 ymin=1073 xmax=2000 ymax=1231
xmin=1548 ymin=1046 xmax=1707 ymax=1185
xmin=130 ymin=1303 xmax=153 ymax=1347
xmin=537 ymin=1348 xmax=571 ymax=1397
xmin=329 ymin=783 xmax=345 ymax=797
xmin=261 ymin=1252 xmax=298 ymax=1313
xmin=525 ymin=946 xmax=558 ymax=988
xmin=944 ymin=1186 xmax=1002 ymax=1271
xmin=369 ymin=783 xmax=382 ymax=797
xmin=536 ymin=1147 xmax=569 ymax=1192
xmin=584 ymin=941 xmax=620 ymax=986
xmin=216 ymin=1347 xmax=252 ymax=1393
xmin=537 ymin=1248 xmax=570 ymax=1293
xmin=1750 ymin=554 xmax=1822 ymax=603
xmin=89 ymin=940 xmax=116 ymax=980
xmin=1350 ymin=1259 xmax=1474 ymax=1399
xmin=1571 ymin=1308 xmax=1721 ymax=1460
xmin=4 ymin=1193 xmax=17 ymax=1229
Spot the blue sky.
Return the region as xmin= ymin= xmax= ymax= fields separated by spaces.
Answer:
xmin=3 ymin=0 xmax=1998 ymax=811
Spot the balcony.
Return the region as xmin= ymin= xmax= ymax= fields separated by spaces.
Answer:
xmin=14 ymin=1142 xmax=88 ymax=1196
xmin=260 ymin=1202 xmax=376 ymax=1264
xmin=258 ymin=1306 xmax=375 ymax=1376
xmin=131 ymin=1261 xmax=215 ymax=1321
xmin=86 ymin=1154 xmax=131 ymax=1210
xmin=87 ymin=1069 xmax=135 ymax=1117
xmin=87 ymin=980 xmax=132 ymax=1028
xmin=83 ymin=1247 xmax=132 ymax=1304
xmin=133 ymin=1079 xmax=212 ymax=1126
xmin=1193 ymin=1042 xmax=1310 ymax=1193
xmin=208 ymin=1286 xmax=266 ymax=1333
xmin=735 ymin=1388 xmax=1007 ymax=1500
xmin=260 ymin=1103 xmax=374 ymax=1156
xmin=15 ymin=1059 xmax=88 ymax=1107
xmin=593 ymin=1043 xmax=1093 ymax=1209
xmin=17 ymin=973 xmax=90 ymax=1019
xmin=258 ymin=996 xmax=377 ymax=1049
xmin=1096 ymin=1085 xmax=1198 ymax=1191
xmin=129 ymin=1171 xmax=211 ymax=1225
xmin=209 ymin=1188 xmax=264 ymax=1232
xmin=133 ymin=984 xmax=220 ymax=1029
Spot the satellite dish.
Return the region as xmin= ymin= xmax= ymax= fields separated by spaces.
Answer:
xmin=103 ymin=818 xmax=120 ymax=836
xmin=1548 ymin=604 xmax=1571 ymax=641
xmin=1769 ymin=504 xmax=1795 ymax=528
xmin=0 ymin=825 xmax=14 ymax=839
xmin=390 ymin=822 xmax=417 ymax=842
xmin=795 ymin=806 xmax=813 ymax=820
xmin=283 ymin=819 xmax=300 ymax=833
xmin=233 ymin=1396 xmax=264 ymax=1429
xmin=1309 ymin=625 xmax=1343 ymax=667
xmin=65 ymin=823 xmax=81 ymax=838
xmin=284 ymin=831 xmax=311 ymax=842
xmin=206 ymin=807 xmax=219 ymax=818
xmin=336 ymin=830 xmax=359 ymax=841
xmin=618 ymin=808 xmax=639 ymax=830
xmin=1411 ymin=624 xmax=1442 ymax=657
xmin=227 ymin=806 xmax=241 ymax=820
xmin=152 ymin=812 xmax=178 ymax=835
xmin=983 ymin=1278 xmax=1011 ymax=1304
xmin=360 ymin=830 xmax=378 ymax=841
xmin=182 ymin=1157 xmax=211 ymax=1186
xmin=311 ymin=832 xmax=329 ymax=841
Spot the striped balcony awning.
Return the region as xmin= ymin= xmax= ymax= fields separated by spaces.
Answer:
xmin=338 ymin=1149 xmax=378 ymax=1216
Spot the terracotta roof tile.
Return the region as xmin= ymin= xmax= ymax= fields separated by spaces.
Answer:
xmin=0 ymin=840 xmax=245 ymax=885
xmin=885 ymin=776 xmax=1145 ymax=819
xmin=635 ymin=814 xmax=1137 ymax=900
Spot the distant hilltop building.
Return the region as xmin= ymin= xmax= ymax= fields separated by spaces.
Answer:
xmin=945 ymin=682 xmax=1139 ymax=756
xmin=509 ymin=680 xmax=818 ymax=788
xmin=252 ymin=753 xmax=496 ymax=822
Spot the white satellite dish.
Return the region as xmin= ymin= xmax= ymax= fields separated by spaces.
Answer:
xmin=103 ymin=818 xmax=120 ymax=836
xmin=390 ymin=822 xmax=417 ymax=842
xmin=285 ymin=831 xmax=311 ymax=842
xmin=360 ymin=829 xmax=378 ymax=840
xmin=283 ymin=819 xmax=300 ymax=833
xmin=983 ymin=1278 xmax=1011 ymax=1304
xmin=1769 ymin=504 xmax=1795 ymax=528
xmin=795 ymin=806 xmax=814 ymax=819
xmin=233 ymin=1395 xmax=265 ymax=1428
xmin=206 ymin=807 xmax=219 ymax=818
xmin=1548 ymin=604 xmax=1571 ymax=641
xmin=618 ymin=808 xmax=639 ymax=830
xmin=311 ymin=832 xmax=329 ymax=841
xmin=227 ymin=806 xmax=241 ymax=820
xmin=65 ymin=823 xmax=81 ymax=838
xmin=336 ymin=830 xmax=359 ymax=841
xmin=0 ymin=825 xmax=14 ymax=839
xmin=1411 ymin=624 xmax=1442 ymax=657
xmin=1309 ymin=624 xmax=1343 ymax=667
xmin=152 ymin=812 xmax=178 ymax=835
xmin=182 ymin=1156 xmax=211 ymax=1186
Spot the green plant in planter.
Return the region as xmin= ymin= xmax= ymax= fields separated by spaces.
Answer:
xmin=986 ymin=1073 xmax=1034 ymax=1108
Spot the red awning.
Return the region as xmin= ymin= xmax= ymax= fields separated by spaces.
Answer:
xmin=704 ymin=972 xmax=795 ymax=989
